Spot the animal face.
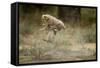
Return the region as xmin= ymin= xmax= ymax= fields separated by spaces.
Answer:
xmin=41 ymin=15 xmax=49 ymax=24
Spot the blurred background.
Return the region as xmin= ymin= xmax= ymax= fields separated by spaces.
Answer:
xmin=19 ymin=4 xmax=96 ymax=64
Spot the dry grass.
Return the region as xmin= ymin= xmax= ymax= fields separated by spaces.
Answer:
xmin=19 ymin=23 xmax=96 ymax=64
xmin=18 ymin=6 xmax=96 ymax=64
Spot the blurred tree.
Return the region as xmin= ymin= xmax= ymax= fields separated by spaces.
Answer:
xmin=81 ymin=8 xmax=96 ymax=26
xmin=58 ymin=7 xmax=81 ymax=24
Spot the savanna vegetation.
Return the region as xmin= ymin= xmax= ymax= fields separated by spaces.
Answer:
xmin=19 ymin=4 xmax=96 ymax=64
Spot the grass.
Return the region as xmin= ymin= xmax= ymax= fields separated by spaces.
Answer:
xmin=18 ymin=6 xmax=96 ymax=64
xmin=19 ymin=23 xmax=96 ymax=64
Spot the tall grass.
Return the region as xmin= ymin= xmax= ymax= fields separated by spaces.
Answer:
xmin=19 ymin=23 xmax=96 ymax=64
xmin=19 ymin=6 xmax=96 ymax=64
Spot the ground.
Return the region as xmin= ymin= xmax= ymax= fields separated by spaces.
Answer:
xmin=19 ymin=25 xmax=96 ymax=64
